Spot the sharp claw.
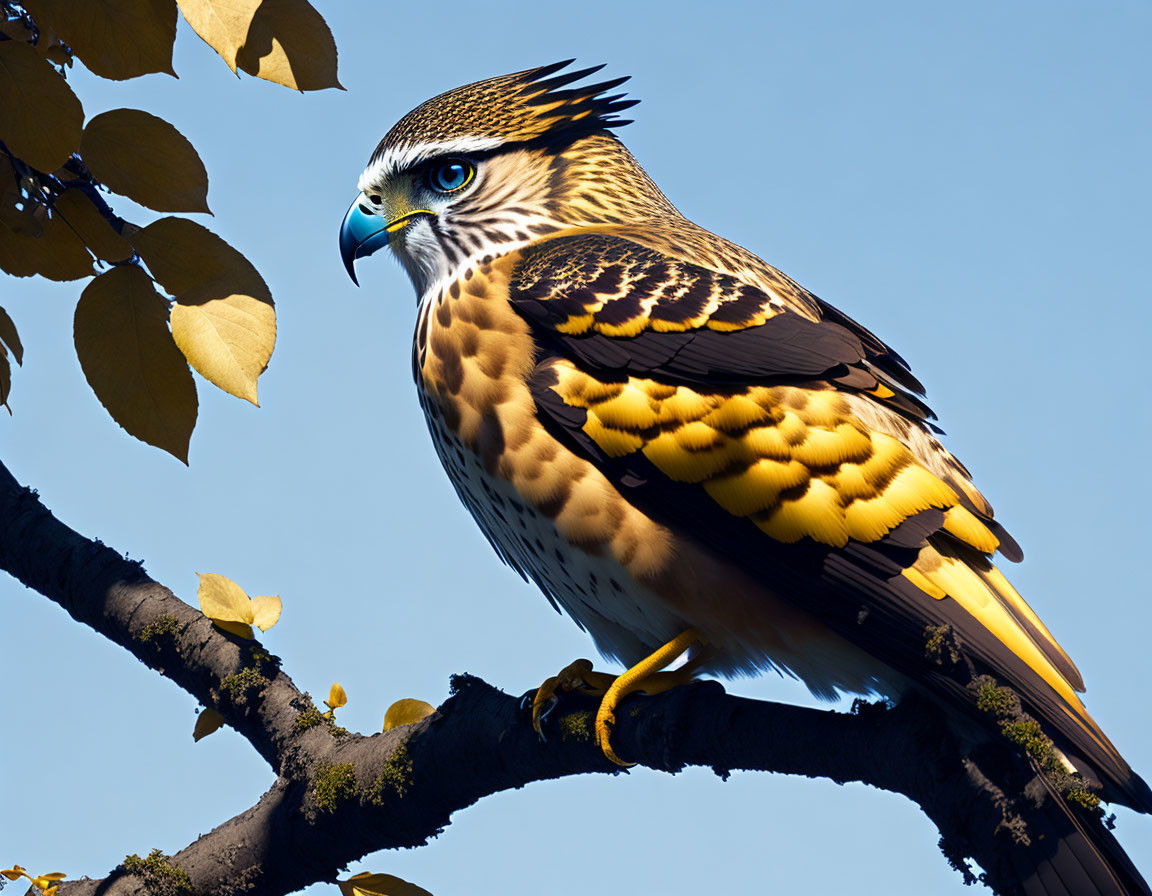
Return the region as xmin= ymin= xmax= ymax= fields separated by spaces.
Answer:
xmin=532 ymin=694 xmax=558 ymax=742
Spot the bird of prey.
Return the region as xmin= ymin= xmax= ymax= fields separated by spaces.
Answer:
xmin=340 ymin=62 xmax=1150 ymax=894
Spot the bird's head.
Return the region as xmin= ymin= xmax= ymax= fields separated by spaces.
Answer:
xmin=340 ymin=61 xmax=674 ymax=295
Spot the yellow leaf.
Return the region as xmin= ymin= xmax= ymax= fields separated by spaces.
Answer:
xmin=195 ymin=572 xmax=253 ymax=624
xmin=81 ymin=109 xmax=210 ymax=213
xmin=0 ymin=304 xmax=23 ymax=365
xmin=32 ymin=873 xmax=66 ymax=889
xmin=235 ymin=0 xmax=342 ymax=92
xmin=382 ymin=699 xmax=436 ymax=732
xmin=193 ymin=707 xmax=225 ymax=741
xmin=177 ymin=0 xmax=340 ymax=90
xmin=170 ymin=296 xmax=275 ymax=405
xmin=0 ymin=203 xmax=94 ymax=280
xmin=176 ymin=0 xmax=259 ymax=74
xmin=338 ymin=872 xmax=435 ymax=896
xmin=130 ymin=218 xmax=275 ymax=405
xmin=73 ymin=266 xmax=197 ymax=461
xmin=250 ymin=594 xmax=281 ymax=632
xmin=0 ymin=41 xmax=84 ymax=172
xmin=20 ymin=0 xmax=177 ymax=80
xmin=325 ymin=682 xmax=347 ymax=710
xmin=216 ymin=620 xmax=255 ymax=639
xmin=53 ymin=188 xmax=133 ymax=262
xmin=1 ymin=867 xmax=27 ymax=881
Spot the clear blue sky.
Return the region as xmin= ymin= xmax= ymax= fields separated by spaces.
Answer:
xmin=2 ymin=2 xmax=1150 ymax=893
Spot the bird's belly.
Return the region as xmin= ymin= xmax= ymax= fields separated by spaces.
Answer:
xmin=424 ymin=411 xmax=687 ymax=666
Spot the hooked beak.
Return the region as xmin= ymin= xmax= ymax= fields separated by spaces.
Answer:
xmin=339 ymin=194 xmax=436 ymax=285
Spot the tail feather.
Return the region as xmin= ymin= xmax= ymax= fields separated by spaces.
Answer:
xmin=1010 ymin=776 xmax=1150 ymax=896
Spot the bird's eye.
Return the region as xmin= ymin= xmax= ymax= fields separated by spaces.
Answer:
xmin=428 ymin=159 xmax=474 ymax=194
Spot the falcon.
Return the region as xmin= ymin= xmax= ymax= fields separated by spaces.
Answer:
xmin=340 ymin=62 xmax=1150 ymax=894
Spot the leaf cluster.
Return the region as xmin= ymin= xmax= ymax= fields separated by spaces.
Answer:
xmin=1 ymin=11 xmax=444 ymax=896
xmin=0 ymin=0 xmax=341 ymax=459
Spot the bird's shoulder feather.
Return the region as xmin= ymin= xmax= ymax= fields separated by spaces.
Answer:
xmin=510 ymin=231 xmax=934 ymax=421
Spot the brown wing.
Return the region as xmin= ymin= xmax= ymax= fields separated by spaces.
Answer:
xmin=511 ymin=232 xmax=936 ymax=422
xmin=510 ymin=233 xmax=1020 ymax=557
xmin=508 ymin=232 xmax=1152 ymax=812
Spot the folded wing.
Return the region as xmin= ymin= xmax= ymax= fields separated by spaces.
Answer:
xmin=508 ymin=232 xmax=1150 ymax=812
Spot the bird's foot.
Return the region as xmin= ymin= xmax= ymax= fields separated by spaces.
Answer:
xmin=525 ymin=658 xmax=616 ymax=740
xmin=593 ymin=628 xmax=704 ymax=766
xmin=524 ymin=628 xmax=706 ymax=768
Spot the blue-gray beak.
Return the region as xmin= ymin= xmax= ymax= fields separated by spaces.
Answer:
xmin=339 ymin=195 xmax=392 ymax=286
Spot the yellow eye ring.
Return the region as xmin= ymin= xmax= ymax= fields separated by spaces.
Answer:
xmin=428 ymin=158 xmax=475 ymax=193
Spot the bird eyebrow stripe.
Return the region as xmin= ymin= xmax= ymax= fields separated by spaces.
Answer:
xmin=361 ymin=136 xmax=503 ymax=189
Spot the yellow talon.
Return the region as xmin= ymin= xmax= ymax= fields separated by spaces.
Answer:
xmin=528 ymin=629 xmax=707 ymax=766
xmin=594 ymin=628 xmax=704 ymax=766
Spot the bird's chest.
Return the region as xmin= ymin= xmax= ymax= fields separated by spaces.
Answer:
xmin=412 ymin=265 xmax=686 ymax=663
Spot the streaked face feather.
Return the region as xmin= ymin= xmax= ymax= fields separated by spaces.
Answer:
xmin=358 ymin=144 xmax=549 ymax=297
xmin=356 ymin=133 xmax=681 ymax=300
xmin=358 ymin=136 xmax=503 ymax=193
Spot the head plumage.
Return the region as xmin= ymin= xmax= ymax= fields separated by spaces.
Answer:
xmin=368 ymin=61 xmax=638 ymax=168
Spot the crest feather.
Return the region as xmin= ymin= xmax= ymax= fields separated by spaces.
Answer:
xmin=370 ymin=61 xmax=637 ymax=167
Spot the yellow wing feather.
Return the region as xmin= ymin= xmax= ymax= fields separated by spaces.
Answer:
xmin=904 ymin=546 xmax=1110 ymax=756
xmin=549 ymin=360 xmax=1106 ymax=744
xmin=554 ymin=363 xmax=982 ymax=551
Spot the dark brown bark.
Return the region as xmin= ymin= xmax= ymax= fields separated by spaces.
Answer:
xmin=0 ymin=458 xmax=1117 ymax=896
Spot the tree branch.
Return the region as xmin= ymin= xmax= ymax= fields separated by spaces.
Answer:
xmin=0 ymin=459 xmax=1102 ymax=896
